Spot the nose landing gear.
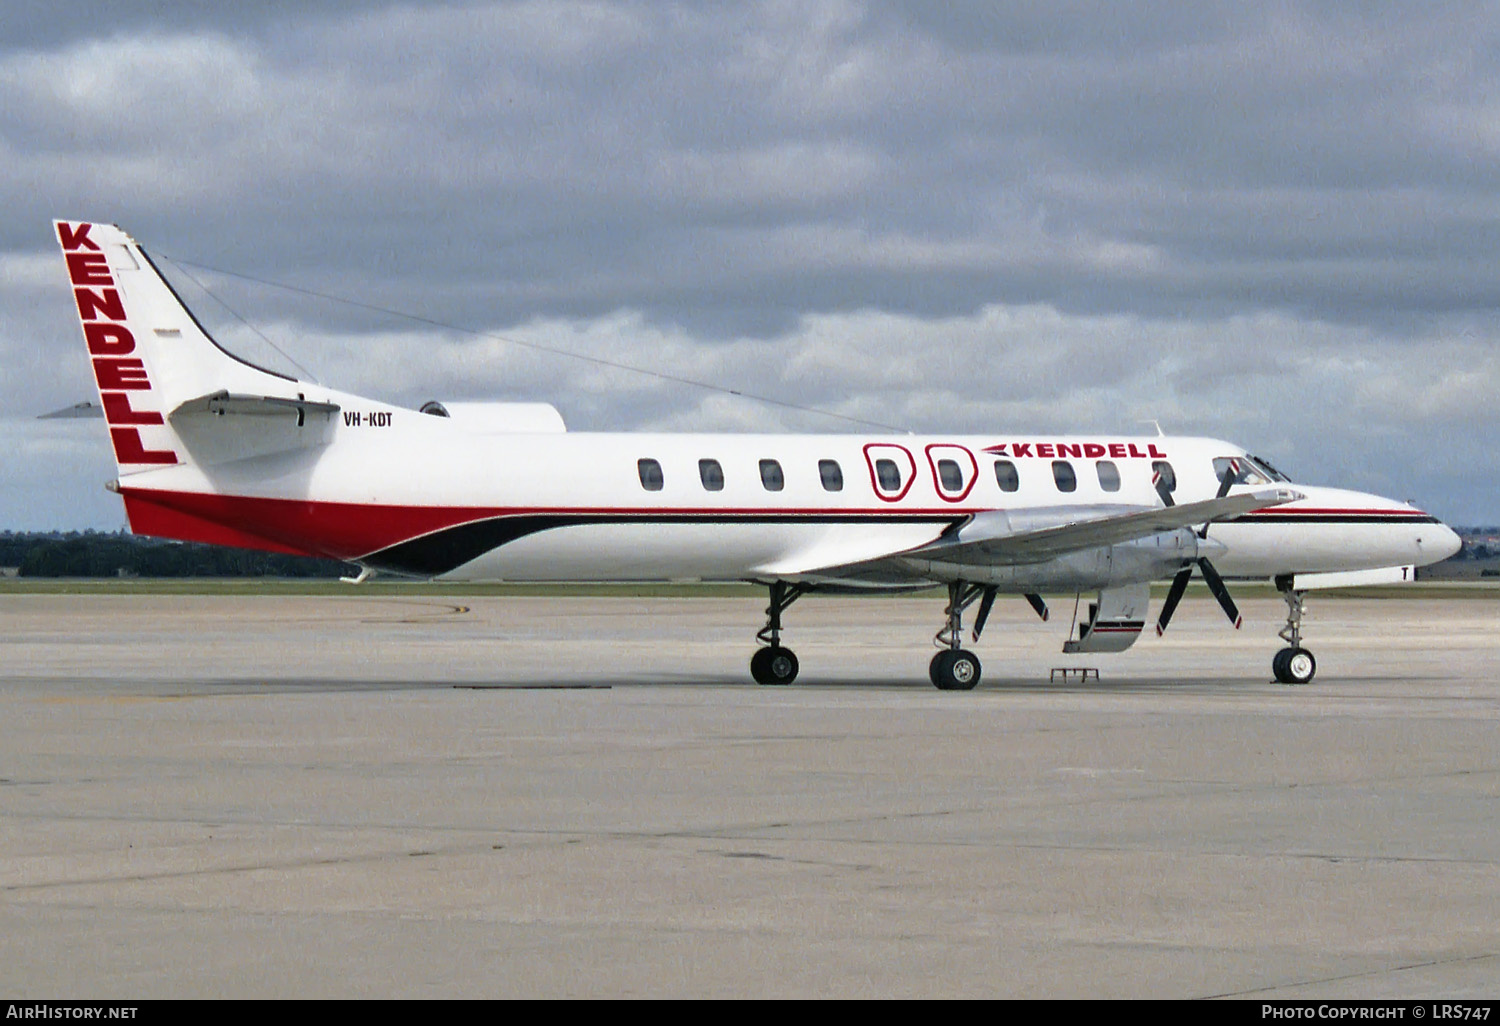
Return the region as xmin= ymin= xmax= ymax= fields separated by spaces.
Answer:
xmin=1273 ymin=581 xmax=1316 ymax=684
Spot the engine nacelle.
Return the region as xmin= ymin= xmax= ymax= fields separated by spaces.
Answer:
xmin=901 ymin=529 xmax=1202 ymax=592
xmin=419 ymin=400 xmax=566 ymax=434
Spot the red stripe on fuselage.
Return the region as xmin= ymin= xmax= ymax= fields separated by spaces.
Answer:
xmin=1240 ymin=507 xmax=1429 ymax=518
xmin=119 ymin=488 xmax=970 ymax=559
xmin=122 ymin=491 xmax=318 ymax=556
xmin=121 ymin=488 xmax=506 ymax=559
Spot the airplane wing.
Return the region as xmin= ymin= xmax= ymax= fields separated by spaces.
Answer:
xmin=780 ymin=487 xmax=1302 ymax=581
xmin=919 ymin=486 xmax=1303 ymax=565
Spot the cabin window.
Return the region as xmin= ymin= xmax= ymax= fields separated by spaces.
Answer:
xmin=699 ymin=458 xmax=724 ymax=491
xmin=819 ymin=459 xmax=844 ymax=492
xmin=875 ymin=458 xmax=903 ymax=493
xmin=1052 ymin=460 xmax=1077 ymax=492
xmin=759 ymin=459 xmax=785 ymax=492
xmin=994 ymin=459 xmax=1019 ymax=492
xmin=638 ymin=458 xmax=664 ymax=491
xmin=937 ymin=459 xmax=964 ymax=492
xmin=1096 ymin=460 xmax=1121 ymax=492
xmin=1152 ymin=460 xmax=1176 ymax=494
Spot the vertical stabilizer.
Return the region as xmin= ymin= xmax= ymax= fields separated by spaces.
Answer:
xmin=53 ymin=220 xmax=307 ymax=476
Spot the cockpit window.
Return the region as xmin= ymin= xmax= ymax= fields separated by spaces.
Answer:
xmin=1213 ymin=456 xmax=1270 ymax=487
xmin=1246 ymin=453 xmax=1292 ymax=483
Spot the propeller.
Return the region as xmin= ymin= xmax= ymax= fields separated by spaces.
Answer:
xmin=1024 ymin=593 xmax=1050 ymax=622
xmin=1154 ymin=460 xmax=1246 ymax=636
xmin=972 ymin=585 xmax=998 ymax=641
xmin=971 ymin=588 xmax=1049 ymax=641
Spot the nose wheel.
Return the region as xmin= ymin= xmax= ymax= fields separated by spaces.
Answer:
xmin=1272 ymin=582 xmax=1317 ymax=684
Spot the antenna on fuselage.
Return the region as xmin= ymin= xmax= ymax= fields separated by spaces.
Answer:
xmin=159 ymin=255 xmax=911 ymax=434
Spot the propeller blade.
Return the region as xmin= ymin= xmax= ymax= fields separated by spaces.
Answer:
xmin=1155 ymin=567 xmax=1194 ymax=636
xmin=1214 ymin=458 xmax=1240 ymax=500
xmin=1196 ymin=459 xmax=1244 ymax=539
xmin=972 ymin=585 xmax=999 ymax=641
xmin=1152 ymin=470 xmax=1175 ymax=508
xmin=1023 ymin=592 xmax=1049 ymax=622
xmin=1196 ymin=557 xmax=1242 ymax=629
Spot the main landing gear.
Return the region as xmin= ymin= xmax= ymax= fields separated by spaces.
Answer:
xmin=749 ymin=580 xmax=989 ymax=689
xmin=1272 ymin=580 xmax=1316 ymax=684
xmin=930 ymin=582 xmax=986 ymax=691
xmin=751 ymin=581 xmax=804 ymax=685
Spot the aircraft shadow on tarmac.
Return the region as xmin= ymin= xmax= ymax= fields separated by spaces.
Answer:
xmin=178 ymin=673 xmax=1363 ymax=694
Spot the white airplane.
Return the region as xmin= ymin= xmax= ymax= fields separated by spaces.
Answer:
xmin=51 ymin=220 xmax=1461 ymax=689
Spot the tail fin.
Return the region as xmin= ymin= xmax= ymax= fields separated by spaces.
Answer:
xmin=54 ymin=220 xmax=309 ymax=475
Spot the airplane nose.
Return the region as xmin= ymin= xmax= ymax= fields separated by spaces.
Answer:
xmin=1432 ymin=521 xmax=1462 ymax=562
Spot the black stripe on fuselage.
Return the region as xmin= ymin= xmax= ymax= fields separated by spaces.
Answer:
xmin=1232 ymin=514 xmax=1439 ymax=524
xmin=361 ymin=512 xmax=963 ymax=577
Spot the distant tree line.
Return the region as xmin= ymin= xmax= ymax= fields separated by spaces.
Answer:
xmin=1448 ymin=540 xmax=1494 ymax=560
xmin=0 ymin=531 xmax=353 ymax=578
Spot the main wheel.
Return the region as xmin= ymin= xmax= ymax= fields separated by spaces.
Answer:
xmin=929 ymin=649 xmax=981 ymax=691
xmin=1273 ymin=646 xmax=1316 ymax=684
xmin=751 ymin=646 xmax=799 ymax=685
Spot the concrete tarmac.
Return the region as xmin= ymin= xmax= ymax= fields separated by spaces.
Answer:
xmin=1 ymin=590 xmax=1497 ymax=998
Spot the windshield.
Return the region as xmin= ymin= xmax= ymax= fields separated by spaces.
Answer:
xmin=1245 ymin=453 xmax=1292 ymax=483
xmin=1213 ymin=454 xmax=1294 ymax=487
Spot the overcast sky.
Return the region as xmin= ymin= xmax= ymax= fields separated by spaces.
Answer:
xmin=3 ymin=1 xmax=1498 ymax=529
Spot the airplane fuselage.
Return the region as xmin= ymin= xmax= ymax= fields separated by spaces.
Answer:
xmin=118 ymin=408 xmax=1454 ymax=591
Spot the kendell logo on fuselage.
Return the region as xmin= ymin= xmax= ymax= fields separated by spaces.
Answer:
xmin=983 ymin=441 xmax=1169 ymax=459
xmin=58 ymin=222 xmax=177 ymax=466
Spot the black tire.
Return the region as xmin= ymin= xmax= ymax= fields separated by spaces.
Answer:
xmin=1273 ymin=646 xmax=1316 ymax=684
xmin=751 ymin=646 xmax=799 ymax=685
xmin=929 ymin=649 xmax=981 ymax=691
xmin=1272 ymin=648 xmax=1289 ymax=682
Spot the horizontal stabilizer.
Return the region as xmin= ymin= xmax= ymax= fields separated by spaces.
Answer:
xmin=166 ymin=390 xmax=341 ymax=465
xmin=171 ymin=390 xmax=341 ymax=419
xmin=38 ymin=400 xmax=104 ymax=420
